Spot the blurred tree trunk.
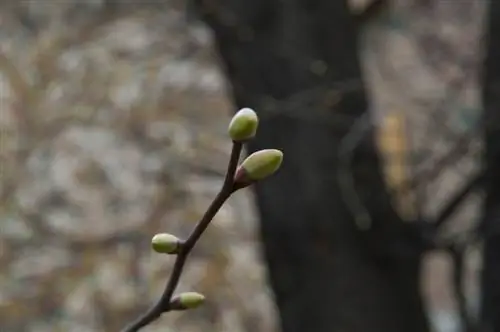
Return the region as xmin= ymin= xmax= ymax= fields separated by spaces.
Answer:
xmin=480 ymin=1 xmax=500 ymax=331
xmin=195 ymin=1 xmax=429 ymax=331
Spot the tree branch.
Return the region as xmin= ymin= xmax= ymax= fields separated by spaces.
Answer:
xmin=121 ymin=142 xmax=243 ymax=332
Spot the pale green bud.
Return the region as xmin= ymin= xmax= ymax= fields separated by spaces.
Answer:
xmin=170 ymin=292 xmax=206 ymax=310
xmin=228 ymin=108 xmax=259 ymax=141
xmin=151 ymin=233 xmax=181 ymax=254
xmin=234 ymin=149 xmax=283 ymax=187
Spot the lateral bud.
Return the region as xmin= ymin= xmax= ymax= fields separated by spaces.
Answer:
xmin=170 ymin=292 xmax=206 ymax=311
xmin=234 ymin=149 xmax=283 ymax=189
xmin=151 ymin=233 xmax=181 ymax=254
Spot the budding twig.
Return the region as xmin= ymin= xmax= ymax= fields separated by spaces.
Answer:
xmin=121 ymin=142 xmax=242 ymax=332
xmin=122 ymin=108 xmax=283 ymax=332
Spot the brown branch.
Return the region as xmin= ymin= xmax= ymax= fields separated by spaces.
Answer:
xmin=433 ymin=170 xmax=483 ymax=230
xmin=121 ymin=141 xmax=243 ymax=332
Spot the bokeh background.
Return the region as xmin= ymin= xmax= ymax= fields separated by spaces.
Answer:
xmin=0 ymin=1 xmax=487 ymax=331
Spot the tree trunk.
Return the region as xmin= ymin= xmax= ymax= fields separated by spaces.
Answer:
xmin=195 ymin=0 xmax=429 ymax=331
xmin=480 ymin=1 xmax=500 ymax=331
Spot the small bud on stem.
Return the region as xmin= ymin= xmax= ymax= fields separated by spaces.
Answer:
xmin=151 ymin=233 xmax=181 ymax=254
xmin=170 ymin=292 xmax=205 ymax=311
xmin=228 ymin=108 xmax=259 ymax=142
xmin=234 ymin=149 xmax=283 ymax=189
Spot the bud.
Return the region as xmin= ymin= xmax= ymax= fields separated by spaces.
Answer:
xmin=170 ymin=292 xmax=205 ymax=311
xmin=234 ymin=149 xmax=283 ymax=188
xmin=151 ymin=233 xmax=181 ymax=254
xmin=228 ymin=108 xmax=259 ymax=141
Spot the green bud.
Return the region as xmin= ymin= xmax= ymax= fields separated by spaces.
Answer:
xmin=170 ymin=292 xmax=205 ymax=310
xmin=228 ymin=108 xmax=259 ymax=141
xmin=151 ymin=233 xmax=181 ymax=254
xmin=234 ymin=149 xmax=283 ymax=187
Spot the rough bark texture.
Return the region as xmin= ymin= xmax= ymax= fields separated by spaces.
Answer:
xmin=196 ymin=1 xmax=429 ymax=331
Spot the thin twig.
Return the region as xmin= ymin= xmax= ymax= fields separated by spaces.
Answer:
xmin=121 ymin=142 xmax=243 ymax=332
xmin=338 ymin=112 xmax=373 ymax=230
xmin=433 ymin=170 xmax=483 ymax=230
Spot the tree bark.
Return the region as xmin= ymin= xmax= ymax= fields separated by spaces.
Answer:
xmin=195 ymin=1 xmax=429 ymax=331
xmin=480 ymin=1 xmax=500 ymax=331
